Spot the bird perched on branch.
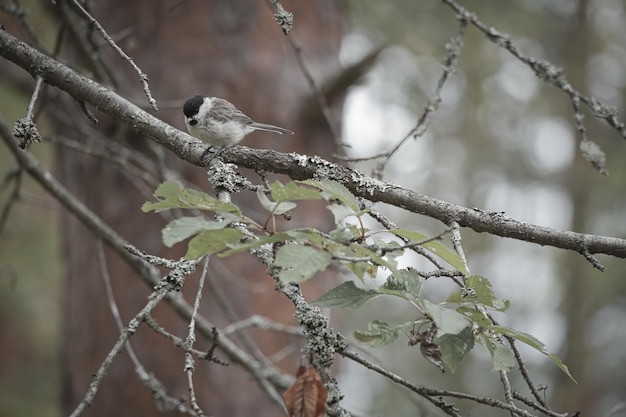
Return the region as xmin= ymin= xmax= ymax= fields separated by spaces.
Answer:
xmin=183 ymin=94 xmax=293 ymax=146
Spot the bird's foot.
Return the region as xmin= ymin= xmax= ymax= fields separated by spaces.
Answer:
xmin=201 ymin=146 xmax=225 ymax=166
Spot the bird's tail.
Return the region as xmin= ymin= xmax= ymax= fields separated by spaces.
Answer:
xmin=251 ymin=123 xmax=294 ymax=135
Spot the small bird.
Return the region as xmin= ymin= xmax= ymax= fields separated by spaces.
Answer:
xmin=183 ymin=95 xmax=293 ymax=146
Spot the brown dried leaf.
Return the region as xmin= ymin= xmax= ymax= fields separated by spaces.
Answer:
xmin=409 ymin=323 xmax=445 ymax=372
xmin=282 ymin=366 xmax=328 ymax=417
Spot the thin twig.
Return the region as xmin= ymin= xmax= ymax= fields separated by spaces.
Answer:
xmin=1 ymin=116 xmax=292 ymax=402
xmin=69 ymin=260 xmax=195 ymax=417
xmin=14 ymin=76 xmax=44 ymax=148
xmin=507 ymin=335 xmax=550 ymax=408
xmin=69 ymin=0 xmax=158 ymax=110
xmin=285 ymin=34 xmax=342 ymax=146
xmin=500 ymin=370 xmax=518 ymax=417
xmin=223 ymin=316 xmax=310 ymax=337
xmin=184 ymin=257 xmax=210 ymax=417
xmin=97 ymin=240 xmax=195 ymax=415
xmin=448 ymin=221 xmax=469 ymax=278
xmin=441 ymin=0 xmax=626 ymax=168
xmin=144 ymin=315 xmax=226 ymax=363
xmin=0 ymin=169 xmax=22 ymax=237
xmin=26 ymin=76 xmax=43 ymax=119
xmin=341 ymin=349 xmax=540 ymax=417
xmin=343 ymin=17 xmax=467 ymax=170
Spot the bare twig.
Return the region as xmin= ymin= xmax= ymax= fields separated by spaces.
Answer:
xmin=285 ymin=34 xmax=343 ymax=146
xmin=13 ymin=76 xmax=44 ymax=148
xmin=97 ymin=240 xmax=195 ymax=415
xmin=342 ymin=17 xmax=467 ymax=172
xmin=183 ymin=257 xmax=209 ymax=417
xmin=69 ymin=259 xmax=195 ymax=417
xmin=69 ymin=0 xmax=158 ymax=110
xmin=0 ymin=116 xmax=293 ymax=401
xmin=448 ymin=221 xmax=469 ymax=278
xmin=341 ymin=349 xmax=543 ymax=417
xmin=144 ymin=315 xmax=224 ymax=363
xmin=0 ymin=168 xmax=22 ymax=236
xmin=441 ymin=0 xmax=626 ymax=172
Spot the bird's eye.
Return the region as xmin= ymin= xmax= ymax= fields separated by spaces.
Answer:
xmin=189 ymin=119 xmax=198 ymax=126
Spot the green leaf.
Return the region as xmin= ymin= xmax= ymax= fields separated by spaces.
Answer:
xmin=391 ymin=229 xmax=468 ymax=275
xmin=343 ymin=261 xmax=378 ymax=282
xmin=162 ymin=216 xmax=236 ymax=247
xmin=270 ymin=181 xmax=323 ymax=201
xmin=448 ymin=275 xmax=509 ymax=312
xmin=353 ymin=320 xmax=411 ymax=347
xmin=457 ymin=306 xmax=493 ymax=327
xmin=328 ymin=227 xmax=355 ymax=243
xmin=327 ymin=203 xmax=356 ymax=223
xmin=312 ymin=281 xmax=381 ymax=309
xmin=275 ymin=244 xmax=332 ymax=284
xmin=302 ymin=180 xmax=361 ymax=212
xmin=437 ymin=326 xmax=475 ymax=373
xmin=184 ymin=228 xmax=244 ymax=259
xmin=256 ymin=189 xmax=297 ymax=215
xmin=382 ymin=269 xmax=421 ymax=299
xmin=142 ymin=181 xmax=241 ymax=214
xmin=422 ymin=299 xmax=470 ymax=335
xmin=491 ymin=325 xmax=576 ymax=382
xmin=219 ymin=228 xmax=323 ymax=257
xmin=343 ymin=243 xmax=397 ymax=273
xmin=487 ymin=339 xmax=516 ymax=372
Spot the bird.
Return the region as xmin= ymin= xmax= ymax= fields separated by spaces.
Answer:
xmin=183 ymin=94 xmax=293 ymax=146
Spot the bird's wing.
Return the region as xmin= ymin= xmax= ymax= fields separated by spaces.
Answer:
xmin=210 ymin=98 xmax=253 ymax=125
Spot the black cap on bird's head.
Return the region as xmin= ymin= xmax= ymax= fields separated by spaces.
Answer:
xmin=183 ymin=95 xmax=205 ymax=118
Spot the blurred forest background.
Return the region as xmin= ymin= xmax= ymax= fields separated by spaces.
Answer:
xmin=1 ymin=1 xmax=626 ymax=417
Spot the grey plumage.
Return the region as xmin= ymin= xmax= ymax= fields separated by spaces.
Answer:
xmin=183 ymin=95 xmax=293 ymax=146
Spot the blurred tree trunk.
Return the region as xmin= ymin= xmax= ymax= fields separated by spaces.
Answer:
xmin=554 ymin=0 xmax=596 ymax=413
xmin=55 ymin=1 xmax=341 ymax=416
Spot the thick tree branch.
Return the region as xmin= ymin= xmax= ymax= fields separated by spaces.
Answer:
xmin=2 ymin=29 xmax=625 ymax=260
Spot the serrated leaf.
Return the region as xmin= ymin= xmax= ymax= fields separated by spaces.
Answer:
xmin=382 ymin=269 xmax=421 ymax=298
xmin=184 ymin=228 xmax=244 ymax=259
xmin=438 ymin=326 xmax=475 ymax=373
xmin=312 ymin=281 xmax=381 ymax=309
xmin=142 ymin=181 xmax=241 ymax=214
xmin=353 ymin=320 xmax=411 ymax=347
xmin=256 ymin=189 xmax=297 ymax=215
xmin=448 ymin=275 xmax=510 ymax=312
xmin=491 ymin=325 xmax=576 ymax=382
xmin=162 ymin=216 xmax=235 ymax=247
xmin=391 ymin=229 xmax=468 ymax=275
xmin=302 ymin=180 xmax=361 ymax=212
xmin=275 ymin=244 xmax=332 ymax=284
xmin=422 ymin=299 xmax=470 ymax=335
xmin=270 ymin=181 xmax=323 ymax=201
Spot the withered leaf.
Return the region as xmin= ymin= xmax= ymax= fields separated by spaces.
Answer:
xmin=282 ymin=365 xmax=328 ymax=417
xmin=409 ymin=323 xmax=445 ymax=372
